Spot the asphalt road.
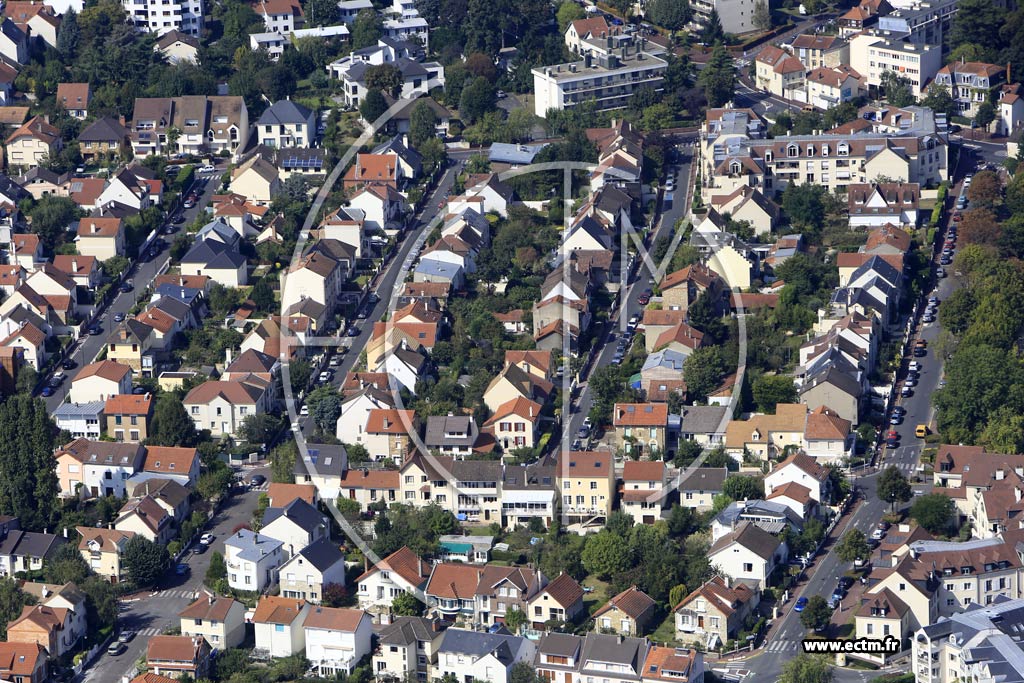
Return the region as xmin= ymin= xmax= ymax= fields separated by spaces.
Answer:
xmin=559 ymin=134 xmax=697 ymax=455
xmin=745 ymin=164 xmax=967 ymax=682
xmin=82 ymin=486 xmax=263 ymax=683
xmin=44 ymin=169 xmax=224 ymax=413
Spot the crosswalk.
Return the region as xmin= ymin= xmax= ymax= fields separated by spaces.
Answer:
xmin=138 ymin=627 xmax=162 ymax=637
xmin=764 ymin=639 xmax=801 ymax=653
xmin=153 ymin=589 xmax=197 ymax=599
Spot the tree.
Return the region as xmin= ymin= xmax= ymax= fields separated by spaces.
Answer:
xmin=959 ymin=208 xmax=1001 ymax=246
xmin=782 ymin=183 xmax=826 ymax=233
xmin=81 ymin=576 xmax=117 ymax=631
xmin=206 ymin=551 xmax=227 ymax=584
xmin=673 ymin=439 xmax=704 ymax=468
xmin=911 ymin=494 xmax=956 ymax=534
xmin=459 ymin=76 xmax=496 ymax=125
xmin=271 ymin=442 xmax=298 ymax=483
xmin=779 ymin=654 xmax=832 ymax=683
xmin=0 ymin=578 xmax=34 ymax=639
xmin=307 ymin=386 xmax=342 ymax=435
xmin=409 ymin=100 xmax=439 ymax=147
xmin=877 ymin=466 xmax=913 ymax=512
xmin=752 ymin=0 xmax=771 ymax=31
xmin=0 ymin=395 xmax=59 ymax=531
xmin=305 ymin=0 xmax=338 ymax=26
xmin=510 ymin=662 xmax=541 ymax=683
xmin=920 ymin=84 xmax=956 ymax=119
xmin=752 ymin=375 xmax=797 ymax=413
xmin=26 ymin=196 xmax=79 ymax=251
xmin=57 ymin=8 xmax=79 ymax=58
xmin=323 ymin=583 xmax=349 ymax=608
xmin=722 ymin=475 xmax=763 ymax=501
xmin=239 ymin=413 xmax=283 ymax=445
xmin=359 ymin=88 xmax=388 ymax=124
xmin=683 ymin=347 xmax=727 ymax=403
xmin=351 ymin=8 xmax=382 ymax=49
xmin=938 ymin=288 xmax=976 ymax=334
xmin=701 ymin=10 xmax=724 ymax=44
xmin=288 ymin=359 xmax=312 ymax=396
xmin=799 ymin=595 xmax=832 ymax=632
xmin=149 ymin=395 xmax=199 ymax=447
xmin=948 ymin=0 xmax=1003 ymax=58
xmin=581 ymin=530 xmax=631 ymax=578
xmin=698 ymin=43 xmax=735 ymax=108
xmin=391 ymin=591 xmax=423 ymax=616
xmin=880 ymin=70 xmax=915 ymax=107
xmin=250 ymin=277 xmax=275 ymax=312
xmin=834 ymin=529 xmax=870 ymax=564
xmin=968 ymin=170 xmax=1002 ymax=206
xmin=44 ymin=543 xmax=90 ymax=585
xmin=556 ymin=0 xmax=585 ymax=31
xmin=505 ymin=607 xmax=527 ymax=634
xmin=197 ymin=467 xmax=232 ymax=502
xmin=980 ymin=406 xmax=1024 ymax=454
xmin=646 ymin=0 xmax=690 ymax=30
xmin=365 ymin=64 xmax=404 ymax=98
xmin=123 ymin=536 xmax=169 ymax=586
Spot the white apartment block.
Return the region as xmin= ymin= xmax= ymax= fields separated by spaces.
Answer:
xmin=877 ymin=0 xmax=958 ymax=49
xmin=913 ymin=597 xmax=1024 ymax=683
xmin=690 ymin=0 xmax=757 ymax=35
xmin=533 ymin=46 xmax=667 ymax=118
xmin=122 ymin=0 xmax=203 ymax=35
xmin=849 ymin=31 xmax=942 ymax=98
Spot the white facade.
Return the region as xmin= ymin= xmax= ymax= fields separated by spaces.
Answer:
xmin=122 ymin=0 xmax=204 ymax=35
xmin=304 ymin=610 xmax=374 ymax=677
xmin=848 ymin=33 xmax=941 ymax=98
xmin=224 ymin=531 xmax=285 ymax=593
xmin=533 ymin=51 xmax=667 ymax=118
xmin=254 ymin=606 xmax=309 ymax=658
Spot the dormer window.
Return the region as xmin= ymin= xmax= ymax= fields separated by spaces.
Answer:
xmin=787 ymin=144 xmax=798 ymax=158
xmin=730 ymin=161 xmax=741 ymax=175
xmin=837 ymin=143 xmax=849 ymax=156
xmin=765 ymin=151 xmax=773 ymax=163
xmin=806 ymin=145 xmax=815 ymax=157
xmin=822 ymin=144 xmax=830 ymax=157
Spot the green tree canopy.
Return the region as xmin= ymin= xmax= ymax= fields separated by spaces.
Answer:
xmin=779 ymin=654 xmax=832 ymax=683
xmin=698 ymin=43 xmax=735 ymax=108
xmin=123 ymin=535 xmax=169 ymax=586
xmin=910 ymin=494 xmax=956 ymax=534
xmin=0 ymin=578 xmax=35 ymax=639
xmin=307 ymin=386 xmax=342 ymax=435
xmin=149 ymin=394 xmax=199 ymax=447
xmin=0 ymin=396 xmax=59 ymax=531
xmin=646 ymin=0 xmax=690 ymax=30
xmin=877 ymin=466 xmax=913 ymax=512
xmin=751 ymin=375 xmax=798 ymax=413
xmin=683 ymin=347 xmax=727 ymax=403
xmin=459 ymin=76 xmax=497 ymax=125
xmin=391 ymin=591 xmax=423 ymax=616
xmin=359 ymin=88 xmax=388 ymax=123
xmin=351 ymin=8 xmax=382 ymax=48
xmin=581 ymin=530 xmax=631 ymax=579
xmin=722 ymin=475 xmax=764 ymax=501
xmin=834 ymin=528 xmax=870 ymax=563
xmin=799 ymin=594 xmax=832 ymax=632
xmin=409 ymin=100 xmax=440 ymax=147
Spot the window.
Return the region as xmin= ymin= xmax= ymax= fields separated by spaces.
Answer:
xmin=590 ymin=481 xmax=597 ymax=490
xmin=275 ymin=624 xmax=284 ymax=632
xmin=743 ymin=563 xmax=753 ymax=572
xmin=866 ymin=623 xmax=873 ymax=635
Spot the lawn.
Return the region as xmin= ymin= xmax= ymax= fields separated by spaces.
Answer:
xmin=649 ymin=613 xmax=681 ymax=646
xmin=582 ymin=576 xmax=609 ymax=616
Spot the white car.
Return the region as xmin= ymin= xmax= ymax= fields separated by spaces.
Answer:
xmin=871 ymin=528 xmax=885 ymax=540
xmin=199 ymin=533 xmax=215 ymax=545
xmin=199 ymin=164 xmax=216 ymax=173
xmin=908 ymin=361 xmax=921 ymax=372
xmin=300 ymin=404 xmax=309 ymax=416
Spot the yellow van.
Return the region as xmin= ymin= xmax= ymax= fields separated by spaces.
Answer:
xmin=915 ymin=424 xmax=928 ymax=438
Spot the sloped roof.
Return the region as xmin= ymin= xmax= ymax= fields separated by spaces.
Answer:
xmin=593 ymin=585 xmax=656 ymax=620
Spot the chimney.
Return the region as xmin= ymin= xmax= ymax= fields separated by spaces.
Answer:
xmin=209 ymin=594 xmax=215 ymax=605
xmin=226 ymin=348 xmax=232 ymax=366
xmin=254 ymin=532 xmax=259 ymax=544
xmin=72 ymin=259 xmax=78 ymax=272
xmin=62 ymin=527 xmax=68 ymax=538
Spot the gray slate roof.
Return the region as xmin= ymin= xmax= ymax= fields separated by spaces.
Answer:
xmin=293 ymin=537 xmax=345 ymax=571
xmin=258 ymin=100 xmax=314 ymax=126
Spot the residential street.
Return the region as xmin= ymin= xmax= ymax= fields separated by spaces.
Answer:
xmin=81 ymin=486 xmax=263 ymax=683
xmin=43 ymin=172 xmax=224 ymax=413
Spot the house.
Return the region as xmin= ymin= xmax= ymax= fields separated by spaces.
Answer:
xmin=934 ymin=61 xmax=1006 ymax=119
xmin=764 ymin=451 xmax=832 ymax=504
xmin=135 ymin=445 xmax=201 ymax=488
xmin=678 ymin=468 xmax=728 ymax=512
xmin=130 ymin=478 xmax=190 ymax=521
xmin=294 ymin=443 xmax=350 ymax=501
xmin=360 ymin=408 xmax=416 ymax=465
xmin=612 ymin=403 xmax=669 ymax=458
xmin=707 ymin=522 xmax=787 ymax=590
xmin=179 ymin=593 xmax=246 ymax=650
xmin=17 ymin=167 xmax=69 ymax=199
xmin=853 ymin=588 xmax=909 ymax=662
xmin=659 ymin=263 xmax=723 ymax=314
xmin=330 ymin=47 xmax=445 ymax=110
xmin=711 ymin=499 xmax=804 ymax=543
xmin=805 ymin=65 xmax=864 ymax=109
xmin=69 ymin=360 xmax=132 ymax=405
xmin=52 ymin=401 xmax=105 ymax=440
xmin=279 ymin=538 xmax=347 ymax=604
xmin=56 ymin=83 xmax=90 ymax=119
xmin=260 ymin=497 xmax=329 ymax=559
xmin=5 ymin=116 xmax=60 ymax=170
xmin=847 ymin=183 xmax=920 ymax=229
xmin=723 ymin=403 xmax=809 ymax=463
xmin=51 ymin=255 xmax=101 ymax=289
xmin=708 ymin=186 xmax=778 ymax=237
xmin=0 ymin=642 xmax=47 ymax=683
xmin=76 ymin=217 xmax=125 ymax=261
xmin=5 ymin=605 xmax=74 ymax=657
xmin=96 ymin=168 xmax=152 ymax=211
xmin=678 ymin=406 xmax=729 ymax=448
xmin=230 ymin=154 xmax=281 ymax=205
xmin=642 ymin=646 xmax=704 ymax=683
xmin=147 ymin=636 xmax=212 ymax=680
xmin=673 ymin=575 xmax=759 ymax=650
xmin=620 ymin=461 xmax=666 ymax=525
xmin=435 ymin=629 xmax=537 ymax=683
xmin=483 ymin=364 xmax=553 ymax=414
xmin=154 ymin=29 xmax=200 ymax=63
xmin=105 ymin=393 xmax=153 ymax=443
xmin=423 ymin=563 xmax=482 ymax=621
xmin=592 ymin=586 xmax=656 ymax=637
xmin=483 ymin=397 xmax=543 ymax=452
xmin=77 ymin=526 xmax=134 ymax=582
xmin=114 ymin=495 xmax=174 ymax=545
xmin=9 ymin=233 xmax=41 ymax=270
xmin=19 ymin=582 xmax=87 ymax=653
xmin=501 ymin=464 xmax=557 ymax=531
xmin=438 ymin=535 xmax=493 ymax=565
xmin=257 ymin=100 xmax=315 ymax=148
xmin=526 ymin=573 xmax=584 ymax=628
xmin=267 ymin=482 xmax=317 ymax=508
xmin=557 ymin=452 xmax=614 ymax=525
xmin=474 ymin=565 xmax=547 ymax=627
xmin=57 ymin=439 xmax=144 ymax=498
xmin=224 ymin=529 xmax=284 ymax=592
xmin=374 ymin=617 xmax=448 ymax=681
xmin=255 ymin=0 xmax=303 ymax=33
xmin=304 ymin=607 xmax=373 ymax=677
xmin=183 ymin=378 xmax=271 ymax=438
xmin=424 ymin=414 xmax=482 ymax=457
xmin=356 ymin=545 xmax=430 ymax=616
xmin=754 ymin=45 xmax=805 ymax=100
xmin=790 ymin=33 xmax=849 ymax=70
xmin=253 ymin=596 xmax=310 ymax=658
xmin=179 ymin=238 xmax=248 ymax=288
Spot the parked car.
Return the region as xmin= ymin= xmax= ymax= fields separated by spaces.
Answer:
xmin=114 ymin=312 xmax=125 ymax=322
xmin=183 ymin=198 xmax=196 ymax=209
xmin=578 ymin=426 xmax=590 ymax=439
xmin=119 ymin=282 xmax=133 ymax=293
xmin=192 ymin=544 xmax=206 ymax=555
xmin=300 ymin=404 xmax=309 ymax=416
xmin=893 ymin=406 xmax=906 ymax=416
xmin=88 ymin=325 xmax=102 ymax=336
xmin=107 ymin=642 xmax=126 ymax=656
xmin=41 ymin=386 xmax=55 ymax=397
xmin=637 ymin=294 xmax=650 ymax=305
xmin=346 ymin=326 xmax=360 ymax=337
xmin=199 ymin=533 xmax=215 ymax=545
xmin=794 ymin=597 xmax=808 ymax=612
xmin=871 ymin=528 xmax=885 ymax=540
xmin=936 ymin=267 xmax=946 ymax=278
xmin=250 ymin=474 xmax=266 ymax=488
xmin=199 ymin=164 xmax=216 ymax=173
xmin=61 ymin=359 xmax=76 ymax=370
xmin=175 ymin=563 xmax=190 ymax=576
xmin=329 ymin=356 xmax=341 ymax=367
xmin=118 ymin=631 xmax=136 ymax=644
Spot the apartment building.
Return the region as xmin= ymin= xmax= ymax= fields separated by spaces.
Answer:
xmin=121 ymin=0 xmax=203 ymax=36
xmin=130 ymin=96 xmax=249 ymax=158
xmin=532 ymin=39 xmax=667 ymax=118
xmin=913 ymin=596 xmax=1024 ymax=683
xmin=876 ymin=0 xmax=958 ymax=50
xmin=848 ymin=31 xmax=942 ymax=98
xmin=689 ymin=0 xmax=757 ymax=35
xmin=556 ymin=452 xmax=614 ymax=526
xmin=933 ymin=61 xmax=1006 ymax=118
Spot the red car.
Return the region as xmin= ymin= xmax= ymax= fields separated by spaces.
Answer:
xmin=637 ymin=294 xmax=650 ymax=305
xmin=885 ymin=430 xmax=899 ymax=441
xmin=952 ymin=213 xmax=962 ymax=222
